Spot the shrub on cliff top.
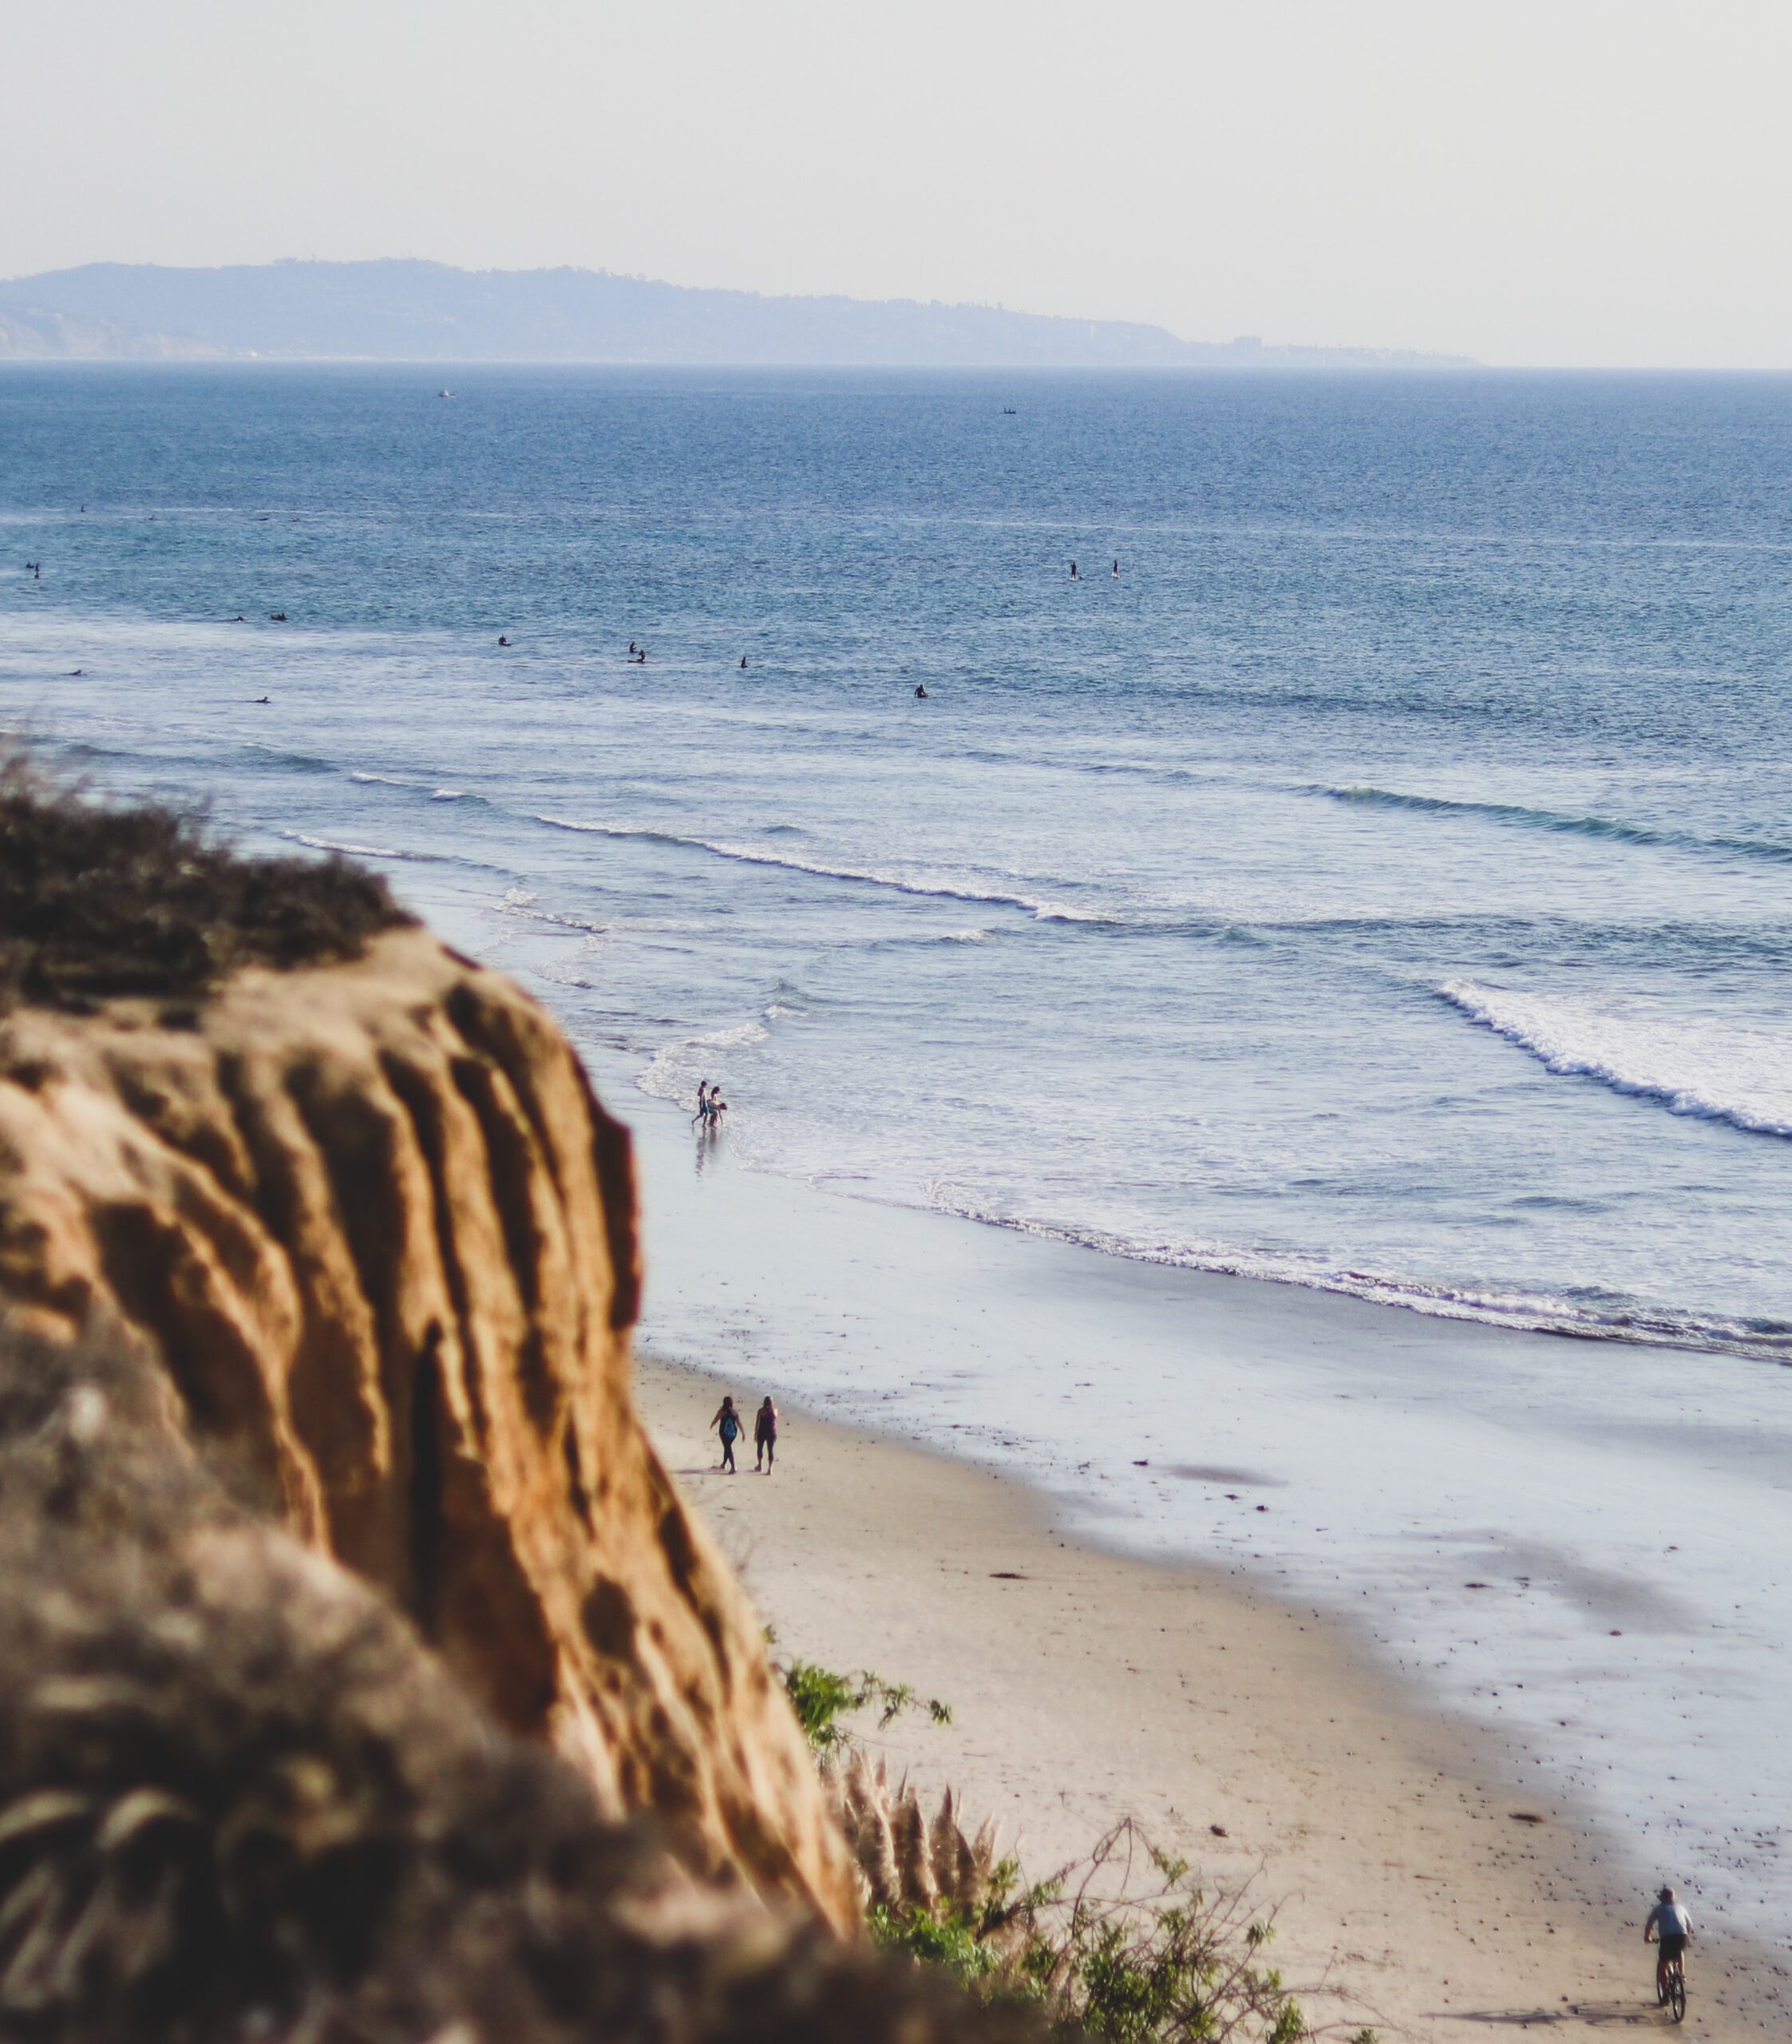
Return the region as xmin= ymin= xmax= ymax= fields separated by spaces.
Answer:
xmin=0 ymin=758 xmax=411 ymax=1010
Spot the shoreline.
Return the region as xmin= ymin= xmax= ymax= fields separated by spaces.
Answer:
xmin=588 ymin=1064 xmax=1792 ymax=2034
xmin=634 ymin=1352 xmax=1779 ymax=2038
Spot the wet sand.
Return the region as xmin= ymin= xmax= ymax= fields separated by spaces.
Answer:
xmin=638 ymin=1357 xmax=1784 ymax=2039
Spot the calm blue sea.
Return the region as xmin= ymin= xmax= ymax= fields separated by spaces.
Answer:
xmin=3 ymin=363 xmax=1790 ymax=1359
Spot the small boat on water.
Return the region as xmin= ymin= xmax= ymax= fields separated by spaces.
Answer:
xmin=439 ymin=388 xmax=457 ymax=399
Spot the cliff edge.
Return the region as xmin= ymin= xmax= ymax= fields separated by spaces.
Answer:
xmin=0 ymin=911 xmax=856 ymax=1929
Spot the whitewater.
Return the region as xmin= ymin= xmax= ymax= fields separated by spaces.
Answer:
xmin=6 ymin=359 xmax=1792 ymax=1942
xmin=2 ymin=363 xmax=1789 ymax=1365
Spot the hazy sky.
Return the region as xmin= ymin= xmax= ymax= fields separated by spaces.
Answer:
xmin=6 ymin=0 xmax=1791 ymax=366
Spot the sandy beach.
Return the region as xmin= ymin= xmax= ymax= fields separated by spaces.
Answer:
xmin=637 ymin=1356 xmax=1782 ymax=2039
xmin=571 ymin=1049 xmax=1792 ymax=2042
xmin=12 ymin=303 xmax=1792 ymax=2044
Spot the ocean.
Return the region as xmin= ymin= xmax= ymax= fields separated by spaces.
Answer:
xmin=2 ymin=362 xmax=1788 ymax=1361
xmin=6 ymin=361 xmax=1792 ymax=1945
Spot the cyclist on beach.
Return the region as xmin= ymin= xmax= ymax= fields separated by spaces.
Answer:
xmin=1644 ymin=1885 xmax=1692 ymax=2002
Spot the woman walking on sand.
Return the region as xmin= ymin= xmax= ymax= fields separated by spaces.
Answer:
xmin=754 ymin=1396 xmax=778 ymax=1472
xmin=710 ymin=1395 xmax=742 ymax=1473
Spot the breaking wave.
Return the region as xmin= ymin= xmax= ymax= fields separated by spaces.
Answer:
xmin=1441 ymin=980 xmax=1792 ymax=1139
xmin=533 ymin=815 xmax=1116 ymax=923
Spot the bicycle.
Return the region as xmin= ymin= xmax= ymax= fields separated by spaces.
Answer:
xmin=1656 ymin=1951 xmax=1686 ymax=2025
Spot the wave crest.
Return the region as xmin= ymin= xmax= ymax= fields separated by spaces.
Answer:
xmin=1441 ymin=980 xmax=1792 ymax=1139
xmin=534 ymin=815 xmax=1115 ymax=923
xmin=1314 ymin=784 xmax=1792 ymax=864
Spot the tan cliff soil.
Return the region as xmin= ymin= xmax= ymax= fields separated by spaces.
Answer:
xmin=0 ymin=925 xmax=856 ymax=1929
xmin=0 ymin=1313 xmax=1041 ymax=2044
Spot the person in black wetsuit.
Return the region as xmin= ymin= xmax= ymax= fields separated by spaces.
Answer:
xmin=710 ymin=1396 xmax=742 ymax=1473
xmin=754 ymin=1397 xmax=778 ymax=1472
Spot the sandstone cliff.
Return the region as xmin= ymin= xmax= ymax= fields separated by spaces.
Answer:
xmin=0 ymin=1313 xmax=1041 ymax=2043
xmin=0 ymin=921 xmax=856 ymax=1930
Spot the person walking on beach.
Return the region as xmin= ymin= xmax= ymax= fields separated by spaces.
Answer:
xmin=710 ymin=1396 xmax=742 ymax=1473
xmin=754 ymin=1396 xmax=778 ymax=1472
xmin=693 ymin=1080 xmax=710 ymax=1127
xmin=1644 ymin=1886 xmax=1693 ymax=2003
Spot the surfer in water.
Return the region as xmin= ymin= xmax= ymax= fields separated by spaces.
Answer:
xmin=1070 ymin=561 xmax=1080 ymax=580
xmin=915 ymin=684 xmax=929 ymax=699
xmin=740 ymin=656 xmax=748 ymax=669
xmin=1112 ymin=560 xmax=1121 ymax=577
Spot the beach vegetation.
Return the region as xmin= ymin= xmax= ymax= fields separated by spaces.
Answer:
xmin=868 ymin=1820 xmax=1352 ymax=2043
xmin=0 ymin=758 xmax=409 ymax=1012
xmin=785 ymin=1665 xmax=1379 ymax=2043
xmin=774 ymin=1650 xmax=952 ymax=1765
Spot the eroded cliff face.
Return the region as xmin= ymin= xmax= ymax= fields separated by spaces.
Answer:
xmin=0 ymin=925 xmax=856 ymax=1929
xmin=0 ymin=1316 xmax=1038 ymax=2044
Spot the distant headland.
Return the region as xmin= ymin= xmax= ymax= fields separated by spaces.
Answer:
xmin=0 ymin=258 xmax=1473 ymax=369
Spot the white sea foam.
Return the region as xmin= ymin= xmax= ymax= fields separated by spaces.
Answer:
xmin=916 ymin=1190 xmax=1792 ymax=1359
xmin=533 ymin=815 xmax=1114 ymax=924
xmin=638 ymin=1020 xmax=773 ymax=1111
xmin=496 ymin=895 xmax=611 ymax=936
xmin=1442 ymin=980 xmax=1792 ymax=1139
xmin=281 ymin=830 xmax=427 ymax=862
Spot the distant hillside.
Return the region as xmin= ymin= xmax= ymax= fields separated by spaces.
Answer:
xmin=0 ymin=298 xmax=230 ymax=362
xmin=0 ymin=260 xmax=1471 ymax=369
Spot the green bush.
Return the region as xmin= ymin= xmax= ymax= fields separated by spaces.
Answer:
xmin=772 ymin=1642 xmax=950 ymax=1765
xmin=871 ymin=1820 xmax=1378 ymax=2044
xmin=774 ymin=1646 xmax=1375 ymax=2044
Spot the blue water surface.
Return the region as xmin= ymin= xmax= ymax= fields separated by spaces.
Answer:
xmin=2 ymin=362 xmax=1789 ymax=1356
